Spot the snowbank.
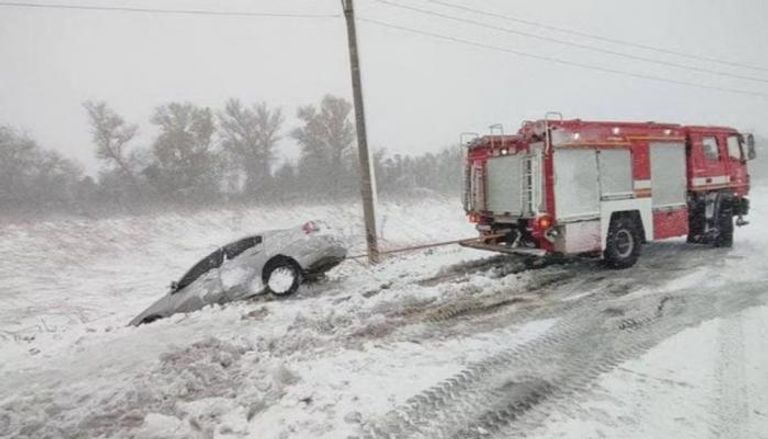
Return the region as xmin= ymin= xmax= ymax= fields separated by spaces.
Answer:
xmin=1 ymin=186 xmax=767 ymax=438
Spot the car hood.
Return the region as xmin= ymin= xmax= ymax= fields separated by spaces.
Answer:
xmin=128 ymin=268 xmax=234 ymax=326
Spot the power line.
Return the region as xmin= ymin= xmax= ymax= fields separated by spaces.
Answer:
xmin=0 ymin=1 xmax=340 ymax=18
xmin=420 ymin=0 xmax=768 ymax=74
xmin=373 ymin=0 xmax=768 ymax=84
xmin=357 ymin=16 xmax=768 ymax=99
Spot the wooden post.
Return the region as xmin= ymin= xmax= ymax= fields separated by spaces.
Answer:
xmin=342 ymin=0 xmax=379 ymax=264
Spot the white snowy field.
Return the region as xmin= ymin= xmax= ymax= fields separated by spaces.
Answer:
xmin=1 ymin=189 xmax=767 ymax=438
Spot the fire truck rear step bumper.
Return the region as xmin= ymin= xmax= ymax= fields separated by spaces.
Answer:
xmin=459 ymin=240 xmax=548 ymax=257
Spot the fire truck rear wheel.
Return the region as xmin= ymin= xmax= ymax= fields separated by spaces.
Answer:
xmin=604 ymin=217 xmax=641 ymax=269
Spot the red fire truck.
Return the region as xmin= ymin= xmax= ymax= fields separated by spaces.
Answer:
xmin=461 ymin=114 xmax=757 ymax=268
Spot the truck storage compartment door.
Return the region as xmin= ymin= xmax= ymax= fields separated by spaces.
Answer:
xmin=486 ymin=154 xmax=523 ymax=215
xmin=597 ymin=149 xmax=633 ymax=199
xmin=650 ymin=142 xmax=688 ymax=239
xmin=468 ymin=163 xmax=485 ymax=212
xmin=650 ymin=142 xmax=687 ymax=208
xmin=554 ymin=149 xmax=600 ymax=220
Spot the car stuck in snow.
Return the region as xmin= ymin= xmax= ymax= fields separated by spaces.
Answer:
xmin=129 ymin=221 xmax=346 ymax=326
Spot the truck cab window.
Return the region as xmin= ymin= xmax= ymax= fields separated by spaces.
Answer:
xmin=726 ymin=135 xmax=742 ymax=160
xmin=702 ymin=136 xmax=720 ymax=161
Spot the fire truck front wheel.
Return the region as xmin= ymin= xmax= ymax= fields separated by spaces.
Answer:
xmin=604 ymin=216 xmax=642 ymax=269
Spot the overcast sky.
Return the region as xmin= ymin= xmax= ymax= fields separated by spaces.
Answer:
xmin=1 ymin=0 xmax=767 ymax=174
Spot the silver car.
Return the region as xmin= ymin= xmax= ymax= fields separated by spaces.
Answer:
xmin=129 ymin=221 xmax=346 ymax=326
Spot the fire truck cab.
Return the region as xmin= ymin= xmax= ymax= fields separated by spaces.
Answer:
xmin=462 ymin=116 xmax=756 ymax=268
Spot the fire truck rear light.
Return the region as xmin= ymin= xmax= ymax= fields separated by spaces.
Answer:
xmin=612 ymin=127 xmax=621 ymax=135
xmin=501 ymin=148 xmax=509 ymax=155
xmin=664 ymin=129 xmax=672 ymax=136
xmin=573 ymin=133 xmax=581 ymax=141
xmin=468 ymin=213 xmax=481 ymax=224
xmin=536 ymin=215 xmax=553 ymax=230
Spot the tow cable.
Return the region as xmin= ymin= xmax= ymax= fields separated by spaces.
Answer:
xmin=346 ymin=234 xmax=506 ymax=261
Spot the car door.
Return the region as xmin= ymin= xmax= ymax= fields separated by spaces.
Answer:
xmin=174 ymin=248 xmax=225 ymax=293
xmin=219 ymin=236 xmax=265 ymax=299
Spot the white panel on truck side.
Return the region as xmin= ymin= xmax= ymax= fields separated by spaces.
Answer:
xmin=486 ymin=154 xmax=523 ymax=215
xmin=650 ymin=142 xmax=687 ymax=208
xmin=553 ymin=220 xmax=601 ymax=254
xmin=597 ymin=149 xmax=633 ymax=198
xmin=554 ymin=149 xmax=600 ymax=221
xmin=529 ymin=142 xmax=546 ymax=213
xmin=469 ymin=164 xmax=485 ymax=211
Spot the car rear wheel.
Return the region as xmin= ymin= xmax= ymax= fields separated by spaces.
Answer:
xmin=263 ymin=258 xmax=302 ymax=297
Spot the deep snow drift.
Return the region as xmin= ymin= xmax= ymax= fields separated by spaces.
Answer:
xmin=1 ymin=190 xmax=767 ymax=438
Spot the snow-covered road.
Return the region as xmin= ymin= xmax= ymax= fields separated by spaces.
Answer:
xmin=1 ymin=189 xmax=767 ymax=438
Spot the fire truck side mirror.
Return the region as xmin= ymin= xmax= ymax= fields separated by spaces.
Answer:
xmin=746 ymin=134 xmax=757 ymax=161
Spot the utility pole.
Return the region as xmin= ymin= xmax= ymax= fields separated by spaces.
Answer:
xmin=342 ymin=0 xmax=379 ymax=264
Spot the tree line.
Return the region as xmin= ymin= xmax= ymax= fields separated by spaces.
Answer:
xmin=0 ymin=95 xmax=463 ymax=217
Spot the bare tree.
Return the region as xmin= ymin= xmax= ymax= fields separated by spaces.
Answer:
xmin=32 ymin=149 xmax=84 ymax=205
xmin=272 ymin=161 xmax=298 ymax=200
xmin=0 ymin=126 xmax=38 ymax=205
xmin=83 ymin=101 xmax=139 ymax=181
xmin=0 ymin=126 xmax=83 ymax=212
xmin=218 ymin=99 xmax=283 ymax=197
xmin=148 ymin=102 xmax=220 ymax=203
xmin=292 ymin=95 xmax=356 ymax=198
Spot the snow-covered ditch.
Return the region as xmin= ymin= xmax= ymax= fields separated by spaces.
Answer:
xmin=2 ymin=188 xmax=768 ymax=438
xmin=0 ymin=196 xmax=543 ymax=438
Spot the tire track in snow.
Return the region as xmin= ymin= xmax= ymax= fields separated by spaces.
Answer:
xmin=487 ymin=287 xmax=763 ymax=439
xmin=713 ymin=313 xmax=749 ymax=439
xmin=362 ymin=281 xmax=767 ymax=438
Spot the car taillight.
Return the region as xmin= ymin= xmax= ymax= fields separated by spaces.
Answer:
xmin=302 ymin=221 xmax=319 ymax=234
xmin=536 ymin=215 xmax=553 ymax=230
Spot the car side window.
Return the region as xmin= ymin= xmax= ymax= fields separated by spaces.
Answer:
xmin=175 ymin=249 xmax=225 ymax=292
xmin=702 ymin=136 xmax=720 ymax=161
xmin=726 ymin=135 xmax=741 ymax=160
xmin=223 ymin=236 xmax=262 ymax=259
